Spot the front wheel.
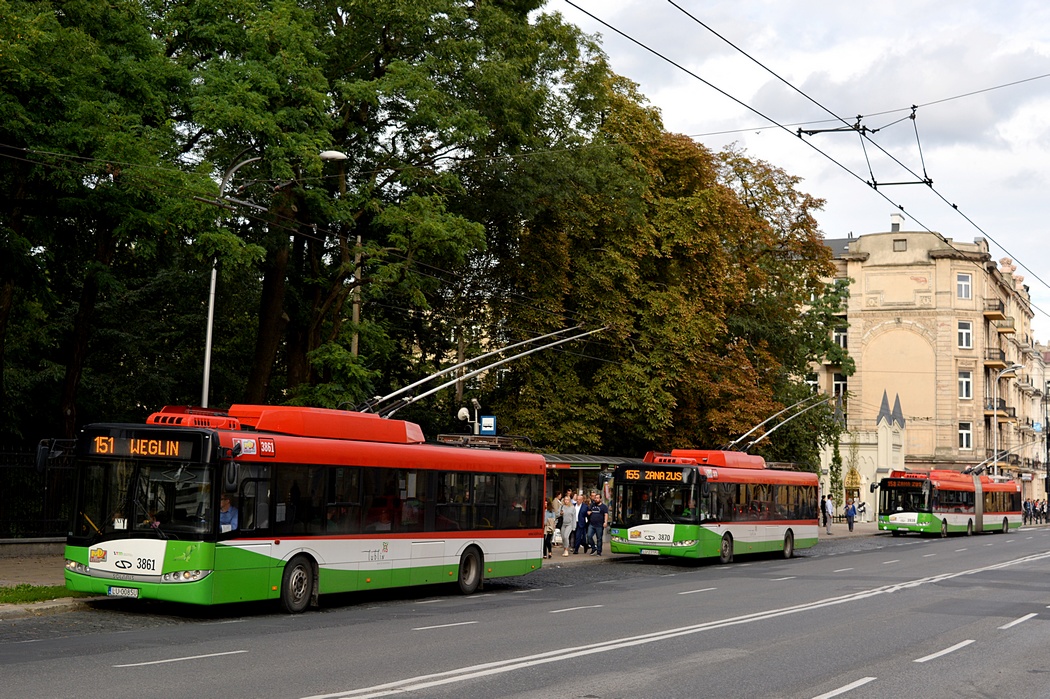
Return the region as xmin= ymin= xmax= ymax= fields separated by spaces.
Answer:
xmin=280 ymin=554 xmax=314 ymax=614
xmin=966 ymin=520 xmax=973 ymax=536
xmin=718 ymin=533 xmax=734 ymax=564
xmin=782 ymin=530 xmax=795 ymax=559
xmin=940 ymin=520 xmax=948 ymax=538
xmin=1002 ymin=517 xmax=1010 ymax=534
xmin=457 ymin=547 xmax=482 ymax=595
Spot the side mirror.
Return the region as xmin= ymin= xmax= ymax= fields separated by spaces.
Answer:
xmin=35 ymin=442 xmax=50 ymax=474
xmin=869 ymin=482 xmax=878 ymax=493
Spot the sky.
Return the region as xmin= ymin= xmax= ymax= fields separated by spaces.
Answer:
xmin=553 ymin=0 xmax=1050 ymax=340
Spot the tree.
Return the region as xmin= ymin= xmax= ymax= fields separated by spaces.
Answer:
xmin=0 ymin=0 xmax=213 ymax=439
xmin=492 ymin=74 xmax=844 ymax=459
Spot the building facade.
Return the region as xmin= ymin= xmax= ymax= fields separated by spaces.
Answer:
xmin=816 ymin=215 xmax=1047 ymax=516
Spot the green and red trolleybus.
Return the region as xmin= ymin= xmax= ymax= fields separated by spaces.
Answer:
xmin=610 ymin=450 xmax=819 ymax=563
xmin=53 ymin=405 xmax=545 ymax=612
xmin=874 ymin=468 xmax=1021 ymax=537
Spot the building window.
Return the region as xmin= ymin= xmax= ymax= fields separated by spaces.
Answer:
xmin=957 ymin=273 xmax=972 ymax=299
xmin=805 ymin=372 xmax=819 ymax=392
xmin=958 ymin=422 xmax=972 ymax=450
xmin=958 ymin=321 xmax=972 ymax=349
xmin=958 ymin=371 xmax=972 ymax=399
xmin=893 ymin=239 xmax=907 ymax=252
xmin=832 ymin=373 xmax=847 ymax=397
xmin=833 ymin=326 xmax=847 ymax=349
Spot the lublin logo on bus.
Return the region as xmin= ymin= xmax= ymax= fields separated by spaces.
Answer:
xmin=89 ymin=548 xmax=107 ymax=563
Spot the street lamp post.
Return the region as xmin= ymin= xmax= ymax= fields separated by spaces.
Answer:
xmin=992 ymin=363 xmax=1023 ymax=477
xmin=200 ymin=150 xmax=348 ymax=407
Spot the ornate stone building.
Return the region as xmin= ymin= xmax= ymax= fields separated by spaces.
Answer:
xmin=815 ymin=214 xmax=1047 ymax=515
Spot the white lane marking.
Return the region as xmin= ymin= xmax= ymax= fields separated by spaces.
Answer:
xmin=678 ymin=587 xmax=717 ymax=595
xmin=514 ymin=589 xmax=542 ymax=594
xmin=417 ymin=599 xmax=444 ymax=604
xmin=923 ymin=553 xmax=937 ymax=558
xmin=914 ymin=639 xmax=974 ymax=663
xmin=412 ymin=621 xmax=478 ymax=631
xmin=811 ymin=677 xmax=878 ymax=699
xmin=114 ymin=650 xmax=248 ymax=668
xmin=771 ymin=576 xmax=796 ymax=581
xmin=955 ymin=548 xmax=967 ymax=552
xmin=998 ymin=613 xmax=1038 ymax=630
xmin=833 ymin=568 xmax=854 ymax=573
xmin=882 ymin=560 xmax=900 ymax=565
xmin=303 ymin=551 xmax=1050 ymax=699
xmin=549 ymin=604 xmax=603 ymax=614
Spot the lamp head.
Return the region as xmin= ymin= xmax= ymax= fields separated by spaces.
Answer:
xmin=319 ymin=150 xmax=348 ymax=161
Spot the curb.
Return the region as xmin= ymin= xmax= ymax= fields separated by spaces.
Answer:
xmin=0 ymin=596 xmax=102 ymax=621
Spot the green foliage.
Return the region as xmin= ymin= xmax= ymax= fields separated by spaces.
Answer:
xmin=1 ymin=0 xmax=848 ymax=476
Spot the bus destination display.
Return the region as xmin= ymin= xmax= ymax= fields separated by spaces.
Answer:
xmin=88 ymin=435 xmax=195 ymax=460
xmin=622 ymin=467 xmax=684 ymax=482
xmin=883 ymin=478 xmax=924 ymax=489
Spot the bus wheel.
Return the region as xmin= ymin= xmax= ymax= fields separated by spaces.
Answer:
xmin=966 ymin=520 xmax=973 ymax=536
xmin=280 ymin=555 xmax=314 ymax=614
xmin=1002 ymin=517 xmax=1010 ymax=534
xmin=718 ymin=534 xmax=733 ymax=564
xmin=457 ymin=547 xmax=482 ymax=595
xmin=940 ymin=520 xmax=948 ymax=538
xmin=891 ymin=530 xmax=901 ymax=537
xmin=782 ymin=530 xmax=794 ymax=559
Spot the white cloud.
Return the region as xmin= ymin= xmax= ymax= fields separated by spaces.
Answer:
xmin=555 ymin=0 xmax=1050 ymax=338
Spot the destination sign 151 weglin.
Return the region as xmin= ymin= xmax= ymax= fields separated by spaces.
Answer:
xmin=88 ymin=435 xmax=194 ymax=460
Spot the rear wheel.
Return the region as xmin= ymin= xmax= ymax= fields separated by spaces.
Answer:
xmin=280 ymin=555 xmax=314 ymax=614
xmin=940 ymin=520 xmax=948 ymax=538
xmin=782 ymin=530 xmax=795 ymax=559
xmin=1002 ymin=517 xmax=1010 ymax=534
xmin=718 ymin=533 xmax=734 ymax=564
xmin=966 ymin=520 xmax=973 ymax=536
xmin=457 ymin=547 xmax=482 ymax=595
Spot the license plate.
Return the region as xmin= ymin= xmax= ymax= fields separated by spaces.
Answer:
xmin=107 ymin=586 xmax=140 ymax=598
xmin=640 ymin=549 xmax=660 ymax=556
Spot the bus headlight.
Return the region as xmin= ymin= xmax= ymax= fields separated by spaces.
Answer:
xmin=65 ymin=560 xmax=89 ymax=574
xmin=160 ymin=570 xmax=211 ymax=583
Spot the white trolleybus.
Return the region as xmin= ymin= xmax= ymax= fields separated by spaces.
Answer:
xmin=609 ymin=450 xmax=819 ymax=563
xmin=873 ymin=468 xmax=1021 ymax=537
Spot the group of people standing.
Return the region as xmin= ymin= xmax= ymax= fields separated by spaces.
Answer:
xmin=819 ymin=495 xmax=859 ymax=534
xmin=1023 ymin=499 xmax=1046 ymax=525
xmin=543 ymin=489 xmax=610 ymax=558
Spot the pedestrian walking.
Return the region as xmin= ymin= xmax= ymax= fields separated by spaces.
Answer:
xmin=823 ymin=495 xmax=834 ymax=535
xmin=844 ymin=498 xmax=856 ymax=532
xmin=586 ymin=491 xmax=609 ymax=556
xmin=573 ymin=493 xmax=590 ymax=554
xmin=543 ymin=499 xmax=556 ymax=558
xmin=559 ymin=495 xmax=575 ymax=557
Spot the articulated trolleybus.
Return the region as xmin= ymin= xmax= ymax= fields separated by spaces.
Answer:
xmin=53 ymin=405 xmax=545 ymax=612
xmin=874 ymin=469 xmax=1021 ymax=537
xmin=609 ymin=450 xmax=819 ymax=563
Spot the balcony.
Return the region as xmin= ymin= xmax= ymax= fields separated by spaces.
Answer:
xmin=983 ymin=397 xmax=1016 ymax=420
xmin=1018 ymin=375 xmax=1037 ymax=394
xmin=1018 ymin=417 xmax=1035 ymax=433
xmin=983 ymin=298 xmax=1007 ymax=320
xmin=984 ymin=348 xmax=1007 ymax=369
xmin=994 ymin=318 xmax=1016 ymax=334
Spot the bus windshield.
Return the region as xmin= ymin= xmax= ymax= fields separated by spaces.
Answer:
xmin=878 ymin=482 xmax=929 ymax=514
xmin=71 ymin=459 xmax=214 ymax=543
xmin=614 ymin=482 xmax=701 ymax=528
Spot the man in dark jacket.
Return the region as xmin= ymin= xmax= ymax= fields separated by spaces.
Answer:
xmin=573 ymin=493 xmax=590 ymax=554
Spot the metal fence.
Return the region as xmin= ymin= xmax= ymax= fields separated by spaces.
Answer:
xmin=0 ymin=444 xmax=75 ymax=538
